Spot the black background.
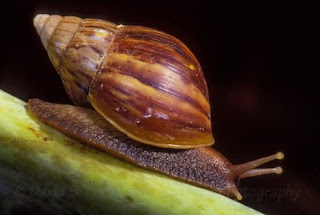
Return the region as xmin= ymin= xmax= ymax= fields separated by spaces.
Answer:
xmin=0 ymin=0 xmax=316 ymax=214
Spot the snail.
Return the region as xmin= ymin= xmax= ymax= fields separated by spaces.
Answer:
xmin=31 ymin=14 xmax=284 ymax=200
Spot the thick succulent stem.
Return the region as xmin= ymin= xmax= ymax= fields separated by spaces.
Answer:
xmin=0 ymin=90 xmax=262 ymax=215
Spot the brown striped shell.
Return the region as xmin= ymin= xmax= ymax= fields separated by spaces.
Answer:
xmin=33 ymin=14 xmax=214 ymax=149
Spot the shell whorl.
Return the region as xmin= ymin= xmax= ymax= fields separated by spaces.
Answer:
xmin=34 ymin=14 xmax=59 ymax=50
xmin=34 ymin=14 xmax=214 ymax=149
xmin=34 ymin=14 xmax=118 ymax=105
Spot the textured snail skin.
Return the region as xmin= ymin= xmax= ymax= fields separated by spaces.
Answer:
xmin=28 ymin=99 xmax=284 ymax=200
xmin=28 ymin=99 xmax=237 ymax=199
xmin=33 ymin=14 xmax=214 ymax=149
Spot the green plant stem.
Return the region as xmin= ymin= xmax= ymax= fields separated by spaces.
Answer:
xmin=0 ymin=89 xmax=262 ymax=215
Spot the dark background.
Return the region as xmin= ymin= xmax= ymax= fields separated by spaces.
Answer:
xmin=0 ymin=0 xmax=316 ymax=214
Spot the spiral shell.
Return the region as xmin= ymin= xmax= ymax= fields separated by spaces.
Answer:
xmin=33 ymin=14 xmax=214 ymax=149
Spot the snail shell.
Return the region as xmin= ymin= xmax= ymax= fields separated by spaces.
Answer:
xmin=33 ymin=14 xmax=214 ymax=149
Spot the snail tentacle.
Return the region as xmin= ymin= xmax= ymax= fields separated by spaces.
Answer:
xmin=232 ymin=152 xmax=284 ymax=177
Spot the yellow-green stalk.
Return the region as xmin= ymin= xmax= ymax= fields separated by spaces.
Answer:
xmin=0 ymin=89 xmax=262 ymax=215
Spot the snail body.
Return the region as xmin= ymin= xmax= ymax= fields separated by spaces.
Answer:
xmin=29 ymin=99 xmax=283 ymax=200
xmin=33 ymin=14 xmax=284 ymax=200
